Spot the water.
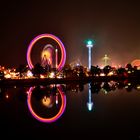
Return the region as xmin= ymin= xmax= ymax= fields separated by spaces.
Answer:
xmin=0 ymin=81 xmax=140 ymax=139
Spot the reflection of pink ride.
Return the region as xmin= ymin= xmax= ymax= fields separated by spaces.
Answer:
xmin=27 ymin=86 xmax=66 ymax=123
xmin=26 ymin=34 xmax=66 ymax=71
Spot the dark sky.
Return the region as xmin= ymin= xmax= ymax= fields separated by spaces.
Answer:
xmin=1 ymin=0 xmax=140 ymax=68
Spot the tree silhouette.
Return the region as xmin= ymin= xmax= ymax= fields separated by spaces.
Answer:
xmin=90 ymin=65 xmax=101 ymax=76
xmin=16 ymin=64 xmax=28 ymax=78
xmin=103 ymin=65 xmax=112 ymax=76
xmin=32 ymin=63 xmax=45 ymax=78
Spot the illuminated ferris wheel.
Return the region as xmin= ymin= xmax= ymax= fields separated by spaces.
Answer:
xmin=26 ymin=34 xmax=66 ymax=71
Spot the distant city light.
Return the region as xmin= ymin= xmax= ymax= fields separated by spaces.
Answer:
xmin=40 ymin=75 xmax=45 ymax=79
xmin=49 ymin=72 xmax=55 ymax=78
xmin=6 ymin=94 xmax=9 ymax=99
xmin=27 ymin=70 xmax=33 ymax=78
xmin=136 ymin=85 xmax=140 ymax=90
xmin=4 ymin=74 xmax=11 ymax=79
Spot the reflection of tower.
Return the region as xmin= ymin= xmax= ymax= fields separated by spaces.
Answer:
xmin=87 ymin=83 xmax=93 ymax=111
xmin=86 ymin=40 xmax=94 ymax=70
xmin=56 ymin=92 xmax=58 ymax=105
xmin=102 ymin=54 xmax=110 ymax=66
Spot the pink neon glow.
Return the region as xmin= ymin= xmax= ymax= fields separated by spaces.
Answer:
xmin=27 ymin=86 xmax=66 ymax=123
xmin=27 ymin=34 xmax=66 ymax=71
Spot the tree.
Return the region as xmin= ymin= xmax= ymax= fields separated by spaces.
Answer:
xmin=32 ymin=63 xmax=44 ymax=78
xmin=125 ymin=63 xmax=133 ymax=70
xmin=125 ymin=63 xmax=135 ymax=76
xmin=16 ymin=64 xmax=28 ymax=78
xmin=103 ymin=65 xmax=112 ymax=76
xmin=117 ymin=67 xmax=126 ymax=76
xmin=90 ymin=65 xmax=101 ymax=76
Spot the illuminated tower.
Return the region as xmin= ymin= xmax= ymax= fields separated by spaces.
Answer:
xmin=87 ymin=83 xmax=93 ymax=111
xmin=86 ymin=40 xmax=94 ymax=70
xmin=55 ymin=48 xmax=58 ymax=69
xmin=102 ymin=54 xmax=110 ymax=66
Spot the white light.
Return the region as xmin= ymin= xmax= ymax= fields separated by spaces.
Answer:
xmin=108 ymin=71 xmax=114 ymax=76
xmin=56 ymin=94 xmax=58 ymax=105
xmin=137 ymin=85 xmax=140 ymax=90
xmin=27 ymin=70 xmax=33 ymax=77
xmin=87 ymin=102 xmax=93 ymax=111
xmin=49 ymin=72 xmax=55 ymax=78
xmin=4 ymin=74 xmax=11 ymax=79
xmin=100 ymin=73 xmax=105 ymax=76
xmin=40 ymin=75 xmax=45 ymax=79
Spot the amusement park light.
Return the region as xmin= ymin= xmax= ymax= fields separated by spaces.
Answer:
xmin=87 ymin=40 xmax=93 ymax=46
xmin=26 ymin=34 xmax=66 ymax=71
xmin=86 ymin=39 xmax=95 ymax=47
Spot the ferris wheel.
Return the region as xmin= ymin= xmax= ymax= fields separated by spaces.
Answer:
xmin=26 ymin=34 xmax=66 ymax=71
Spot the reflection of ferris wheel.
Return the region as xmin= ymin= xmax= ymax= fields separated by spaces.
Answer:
xmin=27 ymin=85 xmax=66 ymax=123
xmin=26 ymin=34 xmax=66 ymax=71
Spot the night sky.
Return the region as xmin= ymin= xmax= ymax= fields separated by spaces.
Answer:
xmin=1 ymin=1 xmax=140 ymax=68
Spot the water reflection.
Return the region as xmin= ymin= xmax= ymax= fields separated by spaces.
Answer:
xmin=0 ymin=80 xmax=140 ymax=124
xmin=87 ymin=83 xmax=93 ymax=111
xmin=27 ymin=85 xmax=66 ymax=123
xmin=89 ymin=80 xmax=140 ymax=94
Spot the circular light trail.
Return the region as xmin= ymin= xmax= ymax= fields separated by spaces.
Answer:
xmin=131 ymin=59 xmax=140 ymax=67
xmin=27 ymin=34 xmax=66 ymax=71
xmin=27 ymin=86 xmax=66 ymax=123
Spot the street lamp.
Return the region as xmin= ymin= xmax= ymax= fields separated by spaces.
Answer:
xmin=86 ymin=39 xmax=95 ymax=70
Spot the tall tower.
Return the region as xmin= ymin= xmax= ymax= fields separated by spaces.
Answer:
xmin=86 ymin=40 xmax=94 ymax=70
xmin=55 ymin=48 xmax=58 ymax=69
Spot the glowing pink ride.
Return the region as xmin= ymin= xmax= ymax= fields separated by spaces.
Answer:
xmin=26 ymin=34 xmax=66 ymax=71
